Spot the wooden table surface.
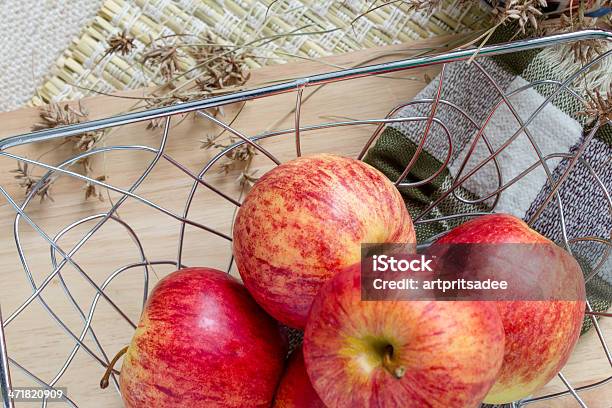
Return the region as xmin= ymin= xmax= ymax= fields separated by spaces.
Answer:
xmin=0 ymin=35 xmax=609 ymax=407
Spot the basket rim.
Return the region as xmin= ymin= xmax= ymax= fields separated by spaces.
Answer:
xmin=0 ymin=29 xmax=609 ymax=152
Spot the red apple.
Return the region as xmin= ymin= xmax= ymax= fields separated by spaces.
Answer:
xmin=119 ymin=267 xmax=287 ymax=407
xmin=233 ymin=153 xmax=416 ymax=329
xmin=303 ymin=264 xmax=505 ymax=408
xmin=273 ymin=348 xmax=325 ymax=408
xmin=435 ymin=214 xmax=586 ymax=404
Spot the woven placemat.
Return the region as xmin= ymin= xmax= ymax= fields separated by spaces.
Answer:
xmin=31 ymin=0 xmax=492 ymax=105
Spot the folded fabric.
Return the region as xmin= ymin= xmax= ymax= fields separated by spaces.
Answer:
xmin=364 ymin=38 xmax=611 ymax=334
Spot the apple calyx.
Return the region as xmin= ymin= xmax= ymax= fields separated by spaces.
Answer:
xmin=100 ymin=346 xmax=128 ymax=389
xmin=382 ymin=344 xmax=406 ymax=379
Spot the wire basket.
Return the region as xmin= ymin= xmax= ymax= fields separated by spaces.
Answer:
xmin=0 ymin=29 xmax=610 ymax=407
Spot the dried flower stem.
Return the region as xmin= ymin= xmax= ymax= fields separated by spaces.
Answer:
xmin=104 ymin=31 xmax=136 ymax=58
xmin=491 ymin=0 xmax=547 ymax=34
xmin=549 ymin=4 xmax=610 ymax=65
xmin=579 ymin=87 xmax=612 ymax=126
xmin=11 ymin=162 xmax=55 ymax=202
xmin=18 ymin=102 xmax=108 ymax=201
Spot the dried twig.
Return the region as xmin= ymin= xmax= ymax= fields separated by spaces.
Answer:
xmin=578 ymin=87 xmax=612 ymax=126
xmin=32 ymin=102 xmax=87 ymax=131
xmin=201 ymin=134 xmax=258 ymax=174
xmin=189 ymin=34 xmax=251 ymax=89
xmin=237 ymin=170 xmax=259 ymax=188
xmin=25 ymin=102 xmax=108 ymax=201
xmin=491 ymin=0 xmax=547 ymax=34
xmin=223 ymin=142 xmax=257 ymax=168
xmin=189 ymin=35 xmax=250 ymax=115
xmin=83 ymin=175 xmax=107 ymax=202
xmin=350 ymin=0 xmax=445 ymax=26
xmin=142 ymin=39 xmax=184 ymax=81
xmin=143 ymin=95 xmax=190 ymax=129
xmin=105 ymin=31 xmax=136 ymax=57
xmin=552 ymin=9 xmax=609 ymax=65
xmin=32 ymin=102 xmax=104 ymax=151
xmin=11 ymin=162 xmax=55 ymax=202
xmin=138 ymin=33 xmax=251 ymax=127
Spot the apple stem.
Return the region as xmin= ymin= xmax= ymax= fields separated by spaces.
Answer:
xmin=100 ymin=346 xmax=129 ymax=389
xmin=382 ymin=344 xmax=406 ymax=380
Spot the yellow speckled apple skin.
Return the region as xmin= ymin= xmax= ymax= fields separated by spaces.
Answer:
xmin=119 ymin=268 xmax=287 ymax=407
xmin=436 ymin=214 xmax=586 ymax=404
xmin=303 ymin=264 xmax=505 ymax=408
xmin=233 ymin=154 xmax=416 ymax=329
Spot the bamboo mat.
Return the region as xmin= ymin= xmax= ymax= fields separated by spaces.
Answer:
xmin=32 ymin=0 xmax=493 ymax=106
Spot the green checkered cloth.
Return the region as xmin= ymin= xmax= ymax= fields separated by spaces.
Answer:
xmin=364 ymin=25 xmax=611 ymax=334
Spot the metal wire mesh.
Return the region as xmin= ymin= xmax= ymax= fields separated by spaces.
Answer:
xmin=0 ymin=30 xmax=610 ymax=407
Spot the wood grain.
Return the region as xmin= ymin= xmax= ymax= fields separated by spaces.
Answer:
xmin=0 ymin=35 xmax=608 ymax=407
